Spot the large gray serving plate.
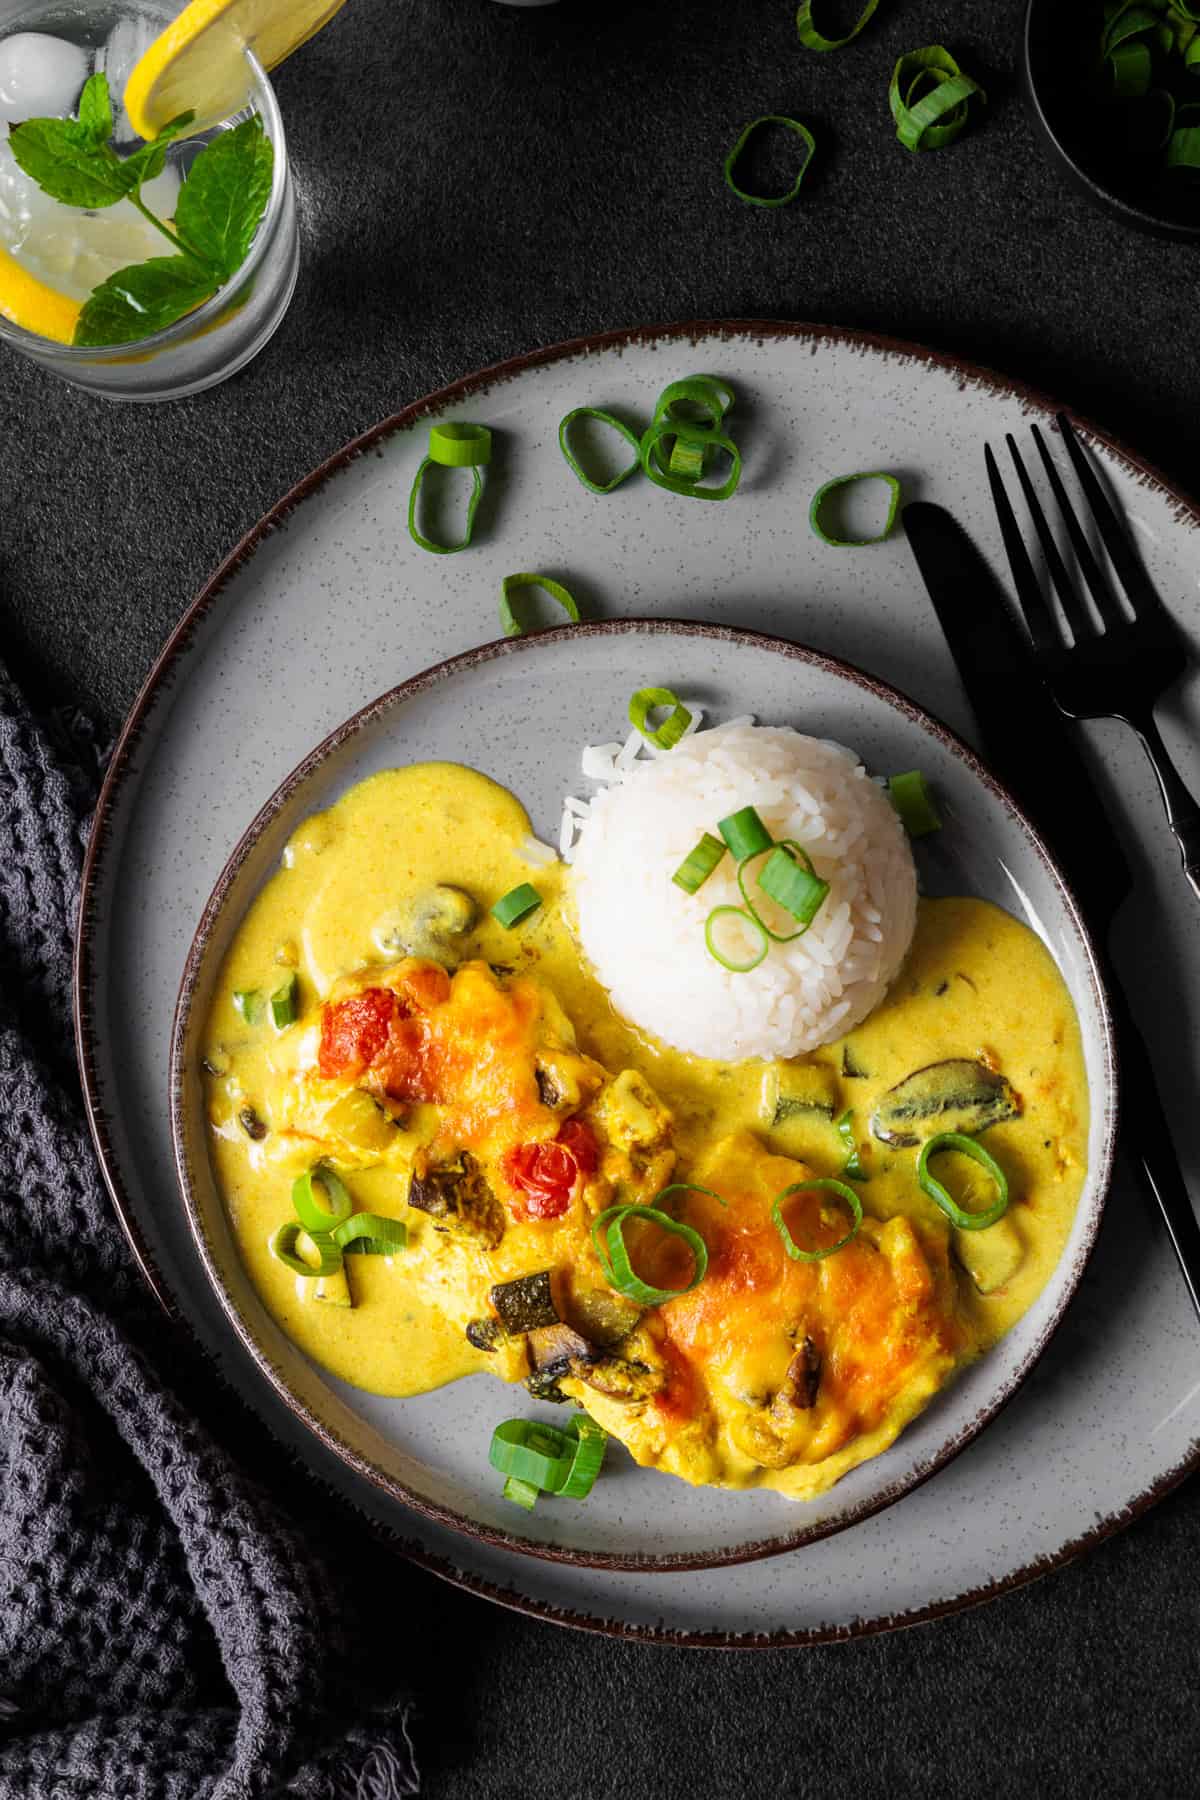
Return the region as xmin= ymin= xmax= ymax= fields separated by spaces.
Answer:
xmin=77 ymin=321 xmax=1200 ymax=1644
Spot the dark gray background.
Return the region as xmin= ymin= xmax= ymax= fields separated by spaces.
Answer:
xmin=3 ymin=0 xmax=1198 ymax=1793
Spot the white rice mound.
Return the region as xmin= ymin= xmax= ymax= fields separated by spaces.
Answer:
xmin=569 ymin=723 xmax=918 ymax=1063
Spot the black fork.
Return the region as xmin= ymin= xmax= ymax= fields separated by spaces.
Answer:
xmin=986 ymin=413 xmax=1200 ymax=905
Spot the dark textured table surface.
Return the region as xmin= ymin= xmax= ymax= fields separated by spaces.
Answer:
xmin=4 ymin=0 xmax=1199 ymax=1793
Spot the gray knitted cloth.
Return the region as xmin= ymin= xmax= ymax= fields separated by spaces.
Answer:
xmin=0 ymin=661 xmax=419 ymax=1800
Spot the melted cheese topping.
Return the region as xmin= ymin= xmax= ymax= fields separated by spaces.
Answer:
xmin=203 ymin=764 xmax=1089 ymax=1501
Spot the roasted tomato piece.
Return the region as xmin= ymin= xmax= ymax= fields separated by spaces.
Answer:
xmin=503 ymin=1120 xmax=598 ymax=1220
xmin=318 ymin=988 xmax=400 ymax=1079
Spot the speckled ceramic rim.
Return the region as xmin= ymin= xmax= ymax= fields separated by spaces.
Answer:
xmin=166 ymin=618 xmax=1117 ymax=1575
xmin=73 ymin=319 xmax=1200 ymax=1642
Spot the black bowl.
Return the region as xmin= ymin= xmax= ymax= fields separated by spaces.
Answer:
xmin=1024 ymin=0 xmax=1200 ymax=242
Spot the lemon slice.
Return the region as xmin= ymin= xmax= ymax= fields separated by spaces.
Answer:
xmin=0 ymin=245 xmax=81 ymax=344
xmin=123 ymin=0 xmax=349 ymax=139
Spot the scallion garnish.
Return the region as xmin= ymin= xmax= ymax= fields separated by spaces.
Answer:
xmin=672 ymin=833 xmax=726 ymax=895
xmin=717 ymin=805 xmax=773 ymax=860
xmin=772 ymin=1177 xmax=863 ymax=1262
xmin=491 ymin=883 xmax=543 ymax=928
xmin=887 ymin=770 xmax=942 ymax=837
xmin=554 ymin=1416 xmax=608 ymax=1498
xmin=270 ymin=972 xmax=298 ymax=1030
xmin=639 ymin=419 xmax=742 ymax=500
xmin=796 ymin=0 xmax=881 ymax=51
xmin=490 ymin=1415 xmax=608 ymax=1511
xmin=836 ymin=1109 xmax=868 ymax=1180
xmin=292 ymin=1164 xmax=353 ymax=1235
xmin=333 ymin=1212 xmax=409 ymax=1255
xmin=233 ymin=988 xmax=263 ymax=1025
xmin=890 ymin=47 xmax=986 ymax=152
xmin=628 ymin=686 xmax=693 ymax=748
xmin=918 ymin=1132 xmax=1009 ymax=1231
xmin=723 ymin=113 xmax=816 ymax=206
xmin=652 ymin=375 xmax=734 ymax=435
xmin=705 ymin=904 xmax=769 ymax=972
xmin=269 ymin=1221 xmax=343 ymax=1279
xmin=809 ymin=471 xmax=902 ymax=546
xmin=559 ymin=406 xmax=642 ymax=494
xmin=499 ymin=572 xmax=580 ymax=638
xmin=591 ymin=1201 xmax=710 ymax=1305
xmin=757 ymin=844 xmax=830 ymax=928
xmin=503 ymin=1475 xmax=540 ymax=1511
xmin=407 ymin=422 xmax=491 ymax=555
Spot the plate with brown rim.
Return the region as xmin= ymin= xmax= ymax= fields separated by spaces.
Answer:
xmin=77 ymin=321 xmax=1200 ymax=1643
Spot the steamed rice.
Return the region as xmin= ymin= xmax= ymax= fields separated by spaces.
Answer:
xmin=569 ymin=723 xmax=917 ymax=1062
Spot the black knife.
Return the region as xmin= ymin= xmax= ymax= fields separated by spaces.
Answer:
xmin=903 ymin=500 xmax=1200 ymax=1322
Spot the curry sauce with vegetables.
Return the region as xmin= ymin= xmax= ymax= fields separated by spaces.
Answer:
xmin=202 ymin=763 xmax=1088 ymax=1503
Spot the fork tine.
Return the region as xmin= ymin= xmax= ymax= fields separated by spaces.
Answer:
xmin=1030 ymin=423 xmax=1128 ymax=632
xmin=985 ymin=443 xmax=1061 ymax=658
xmin=1005 ymin=433 xmax=1093 ymax=643
xmin=1056 ymin=413 xmax=1163 ymax=619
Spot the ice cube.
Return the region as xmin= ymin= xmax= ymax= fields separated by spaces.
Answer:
xmin=98 ymin=15 xmax=160 ymax=143
xmin=0 ymin=138 xmax=56 ymax=253
xmin=0 ymin=32 xmax=89 ymax=124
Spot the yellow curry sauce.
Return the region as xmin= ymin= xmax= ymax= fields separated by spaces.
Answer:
xmin=202 ymin=764 xmax=1089 ymax=1501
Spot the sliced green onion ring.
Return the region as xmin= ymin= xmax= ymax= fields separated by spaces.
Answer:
xmin=499 ymin=572 xmax=580 ymax=638
xmin=918 ymin=1132 xmax=1009 ymax=1231
xmin=672 ymin=832 xmax=726 ymax=894
xmin=233 ymin=988 xmax=263 ymax=1025
xmin=639 ymin=421 xmax=742 ymax=500
xmin=428 ymin=422 xmax=492 ymax=468
xmin=292 ymin=1164 xmax=353 ymax=1234
xmin=555 ymin=1416 xmax=607 ymax=1499
xmin=629 ymin=685 xmax=693 ymax=748
xmin=503 ymin=1474 xmax=540 ymax=1511
xmin=723 ymin=113 xmax=816 ymax=206
xmin=269 ymin=1221 xmax=343 ymax=1279
xmin=652 ymin=375 xmax=734 ymax=432
xmin=407 ymin=456 xmax=485 ymax=555
xmin=491 ymin=883 xmax=543 ymax=928
xmin=270 ymin=971 xmax=298 ymax=1030
xmin=796 ymin=0 xmax=880 ymax=51
xmin=717 ymin=805 xmax=773 ymax=860
xmin=890 ymin=47 xmax=986 ymax=152
xmin=490 ymin=1418 xmax=575 ymax=1490
xmin=836 ymin=1108 xmax=867 ymax=1180
xmin=591 ymin=1203 xmax=709 ymax=1305
xmin=810 ymin=471 xmax=902 ymax=546
xmin=772 ymin=1178 xmax=863 ymax=1262
xmin=668 ymin=436 xmax=708 ymax=482
xmin=558 ymin=406 xmax=642 ymax=494
xmin=757 ymin=844 xmax=830 ymax=929
xmin=705 ymin=904 xmax=769 ymax=971
xmin=333 ymin=1212 xmax=408 ymax=1255
xmin=888 ymin=769 xmax=942 ymax=837
xmin=736 ymin=841 xmax=825 ymax=942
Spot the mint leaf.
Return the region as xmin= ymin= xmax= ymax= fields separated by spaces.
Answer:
xmin=174 ymin=117 xmax=274 ymax=282
xmin=75 ymin=72 xmax=113 ymax=147
xmin=73 ymin=255 xmax=216 ymax=346
xmin=8 ymin=117 xmax=134 ymax=208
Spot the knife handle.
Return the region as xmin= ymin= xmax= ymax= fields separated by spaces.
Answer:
xmin=1113 ymin=987 xmax=1200 ymax=1323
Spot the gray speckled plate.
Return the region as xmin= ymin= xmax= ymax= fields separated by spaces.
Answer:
xmin=169 ymin=620 xmax=1115 ymax=1572
xmin=76 ymin=322 xmax=1200 ymax=1643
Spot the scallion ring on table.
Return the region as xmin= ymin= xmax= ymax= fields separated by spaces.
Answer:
xmin=499 ymin=572 xmax=580 ymax=638
xmin=795 ymin=0 xmax=881 ymax=50
xmin=918 ymin=1132 xmax=1009 ymax=1231
xmin=717 ymin=805 xmax=773 ymax=860
xmin=772 ymin=1178 xmax=863 ymax=1262
xmin=887 ymin=769 xmax=942 ymax=837
xmin=672 ymin=832 xmax=726 ymax=894
xmin=890 ymin=47 xmax=986 ymax=152
xmin=269 ymin=1221 xmax=344 ymax=1279
xmin=292 ymin=1164 xmax=353 ymax=1234
xmin=491 ymin=883 xmax=543 ymax=928
xmin=590 ymin=1203 xmax=709 ymax=1305
xmin=809 ymin=471 xmax=902 ymax=546
xmin=270 ymin=971 xmax=298 ymax=1030
xmin=836 ymin=1109 xmax=868 ymax=1181
xmin=705 ymin=904 xmax=769 ymax=972
xmin=628 ymin=685 xmax=693 ymax=748
xmin=639 ymin=420 xmax=742 ymax=500
xmin=407 ymin=423 xmax=488 ymax=554
xmin=333 ymin=1212 xmax=408 ymax=1255
xmin=723 ymin=113 xmax=816 ymax=206
xmin=558 ymin=406 xmax=642 ymax=494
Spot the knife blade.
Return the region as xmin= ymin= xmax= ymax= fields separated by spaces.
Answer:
xmin=903 ymin=499 xmax=1200 ymax=1323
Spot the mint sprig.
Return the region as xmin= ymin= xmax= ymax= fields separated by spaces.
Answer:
xmin=7 ymin=73 xmax=274 ymax=348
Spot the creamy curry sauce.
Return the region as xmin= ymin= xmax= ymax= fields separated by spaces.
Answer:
xmin=202 ymin=764 xmax=1089 ymax=1501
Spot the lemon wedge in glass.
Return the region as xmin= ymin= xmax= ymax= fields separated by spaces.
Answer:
xmin=123 ymin=0 xmax=348 ymax=138
xmin=0 ymin=243 xmax=80 ymax=343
